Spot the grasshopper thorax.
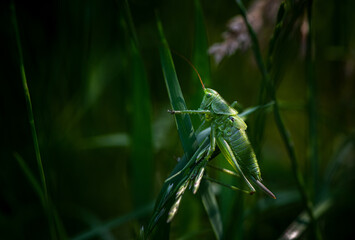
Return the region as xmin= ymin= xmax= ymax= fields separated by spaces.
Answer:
xmin=199 ymin=88 xmax=238 ymax=117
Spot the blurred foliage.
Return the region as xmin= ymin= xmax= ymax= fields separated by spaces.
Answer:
xmin=1 ymin=0 xmax=354 ymax=239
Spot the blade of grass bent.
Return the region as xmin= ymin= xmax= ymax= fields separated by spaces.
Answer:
xmin=151 ymin=14 xmax=222 ymax=240
xmin=147 ymin=15 xmax=199 ymax=239
xmin=157 ymin=16 xmax=197 ymax=156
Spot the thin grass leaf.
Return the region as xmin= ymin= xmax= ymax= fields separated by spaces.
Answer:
xmin=11 ymin=4 xmax=57 ymax=239
xmin=11 ymin=2 xmax=49 ymax=210
xmin=13 ymin=153 xmax=45 ymax=206
xmin=14 ymin=153 xmax=67 ymax=239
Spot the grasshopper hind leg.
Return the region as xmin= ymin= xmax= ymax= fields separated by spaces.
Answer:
xmin=216 ymin=136 xmax=256 ymax=195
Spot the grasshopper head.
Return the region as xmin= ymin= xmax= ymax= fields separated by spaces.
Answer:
xmin=199 ymin=88 xmax=219 ymax=110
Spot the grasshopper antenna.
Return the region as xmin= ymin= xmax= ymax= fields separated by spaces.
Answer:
xmin=171 ymin=49 xmax=205 ymax=90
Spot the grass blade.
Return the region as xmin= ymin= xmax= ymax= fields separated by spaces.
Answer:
xmin=157 ymin=15 xmax=197 ymax=156
xmin=149 ymin=12 xmax=223 ymax=240
xmin=145 ymin=15 xmax=201 ymax=239
xmin=144 ymin=14 xmax=199 ymax=239
xmin=11 ymin=4 xmax=57 ymax=239
xmin=14 ymin=153 xmax=45 ymax=206
xmin=14 ymin=153 xmax=67 ymax=239
xmin=11 ymin=2 xmax=49 ymax=208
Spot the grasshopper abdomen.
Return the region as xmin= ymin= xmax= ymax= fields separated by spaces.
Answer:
xmin=218 ymin=115 xmax=262 ymax=181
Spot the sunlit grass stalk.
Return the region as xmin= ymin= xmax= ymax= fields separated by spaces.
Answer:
xmin=11 ymin=3 xmax=56 ymax=239
xmin=235 ymin=0 xmax=319 ymax=238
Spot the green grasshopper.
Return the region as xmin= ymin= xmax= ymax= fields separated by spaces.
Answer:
xmin=166 ymin=73 xmax=276 ymax=209
xmin=145 ymin=64 xmax=276 ymax=236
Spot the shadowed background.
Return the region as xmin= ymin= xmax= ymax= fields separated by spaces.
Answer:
xmin=1 ymin=0 xmax=354 ymax=239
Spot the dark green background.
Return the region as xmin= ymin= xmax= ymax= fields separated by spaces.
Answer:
xmin=1 ymin=0 xmax=354 ymax=239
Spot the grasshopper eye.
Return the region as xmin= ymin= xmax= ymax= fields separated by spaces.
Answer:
xmin=206 ymin=94 xmax=212 ymax=98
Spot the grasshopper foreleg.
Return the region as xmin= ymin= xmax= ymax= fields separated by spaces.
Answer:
xmin=168 ymin=109 xmax=211 ymax=115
